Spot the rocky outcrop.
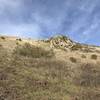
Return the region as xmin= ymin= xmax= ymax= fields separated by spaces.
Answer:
xmin=48 ymin=35 xmax=99 ymax=52
xmin=49 ymin=35 xmax=76 ymax=50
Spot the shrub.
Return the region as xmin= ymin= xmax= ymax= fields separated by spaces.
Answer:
xmin=0 ymin=44 xmax=2 ymax=47
xmin=81 ymin=54 xmax=86 ymax=58
xmin=91 ymin=54 xmax=97 ymax=60
xmin=16 ymin=42 xmax=19 ymax=45
xmin=69 ymin=57 xmax=77 ymax=63
xmin=13 ymin=43 xmax=54 ymax=58
xmin=16 ymin=38 xmax=22 ymax=41
xmin=74 ymin=63 xmax=100 ymax=87
xmin=77 ymin=89 xmax=100 ymax=100
xmin=0 ymin=36 xmax=5 ymax=40
xmin=83 ymin=47 xmax=93 ymax=53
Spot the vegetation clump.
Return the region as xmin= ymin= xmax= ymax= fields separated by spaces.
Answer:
xmin=16 ymin=38 xmax=22 ymax=41
xmin=69 ymin=57 xmax=77 ymax=63
xmin=0 ymin=35 xmax=100 ymax=100
xmin=13 ymin=43 xmax=54 ymax=58
xmin=81 ymin=54 xmax=86 ymax=58
xmin=91 ymin=54 xmax=97 ymax=60
xmin=71 ymin=43 xmax=82 ymax=51
xmin=16 ymin=42 xmax=19 ymax=45
xmin=0 ymin=36 xmax=5 ymax=40
xmin=0 ymin=44 xmax=2 ymax=47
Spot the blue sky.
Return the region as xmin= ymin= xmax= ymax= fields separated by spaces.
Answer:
xmin=0 ymin=0 xmax=100 ymax=45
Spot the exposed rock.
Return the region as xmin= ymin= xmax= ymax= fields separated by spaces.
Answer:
xmin=47 ymin=35 xmax=100 ymax=52
xmin=49 ymin=35 xmax=76 ymax=50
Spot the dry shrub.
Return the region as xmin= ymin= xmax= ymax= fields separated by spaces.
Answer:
xmin=69 ymin=57 xmax=77 ymax=63
xmin=0 ymin=72 xmax=8 ymax=80
xmin=71 ymin=44 xmax=82 ymax=51
xmin=73 ymin=63 xmax=100 ymax=100
xmin=0 ymin=85 xmax=23 ymax=100
xmin=0 ymin=44 xmax=2 ymax=47
xmin=0 ymin=36 xmax=5 ymax=40
xmin=16 ymin=42 xmax=19 ymax=45
xmin=74 ymin=63 xmax=100 ymax=87
xmin=0 ymin=46 xmax=9 ymax=65
xmin=77 ymin=89 xmax=100 ymax=100
xmin=13 ymin=43 xmax=54 ymax=58
xmin=81 ymin=54 xmax=86 ymax=58
xmin=91 ymin=54 xmax=97 ymax=60
xmin=16 ymin=38 xmax=22 ymax=41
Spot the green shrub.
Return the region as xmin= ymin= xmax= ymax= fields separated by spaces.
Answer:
xmin=69 ymin=57 xmax=77 ymax=63
xmin=13 ymin=43 xmax=54 ymax=58
xmin=91 ymin=54 xmax=97 ymax=60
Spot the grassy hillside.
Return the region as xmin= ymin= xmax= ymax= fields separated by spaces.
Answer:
xmin=0 ymin=36 xmax=100 ymax=100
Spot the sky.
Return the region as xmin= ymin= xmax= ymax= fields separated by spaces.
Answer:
xmin=0 ymin=0 xmax=100 ymax=45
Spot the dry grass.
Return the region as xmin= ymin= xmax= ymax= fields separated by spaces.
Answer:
xmin=0 ymin=37 xmax=100 ymax=100
xmin=74 ymin=63 xmax=100 ymax=87
xmin=13 ymin=43 xmax=54 ymax=58
xmin=71 ymin=43 xmax=82 ymax=51
xmin=72 ymin=63 xmax=100 ymax=100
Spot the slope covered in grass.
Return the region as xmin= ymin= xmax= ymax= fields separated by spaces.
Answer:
xmin=0 ymin=36 xmax=100 ymax=100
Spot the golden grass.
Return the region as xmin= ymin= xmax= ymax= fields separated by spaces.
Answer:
xmin=0 ymin=37 xmax=100 ymax=100
xmin=13 ymin=43 xmax=54 ymax=58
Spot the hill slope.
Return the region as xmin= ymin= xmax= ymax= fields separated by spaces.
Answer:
xmin=0 ymin=35 xmax=100 ymax=100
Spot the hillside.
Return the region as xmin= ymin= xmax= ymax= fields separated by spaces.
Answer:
xmin=0 ymin=35 xmax=100 ymax=100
